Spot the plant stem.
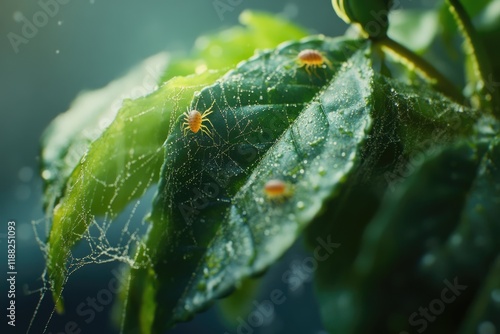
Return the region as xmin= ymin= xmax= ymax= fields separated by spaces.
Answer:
xmin=376 ymin=37 xmax=464 ymax=103
xmin=446 ymin=0 xmax=500 ymax=117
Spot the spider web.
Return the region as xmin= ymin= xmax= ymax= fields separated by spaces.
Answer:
xmin=150 ymin=37 xmax=352 ymax=252
xmin=27 ymin=52 xmax=175 ymax=333
xmin=26 ymin=37 xmax=477 ymax=334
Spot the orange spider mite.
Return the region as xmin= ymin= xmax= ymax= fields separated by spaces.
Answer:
xmin=296 ymin=49 xmax=332 ymax=74
xmin=182 ymin=102 xmax=215 ymax=138
xmin=264 ymin=179 xmax=290 ymax=200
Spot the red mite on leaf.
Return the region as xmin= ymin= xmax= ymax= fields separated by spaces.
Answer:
xmin=296 ymin=49 xmax=333 ymax=75
xmin=264 ymin=179 xmax=291 ymax=200
xmin=182 ymin=101 xmax=215 ymax=138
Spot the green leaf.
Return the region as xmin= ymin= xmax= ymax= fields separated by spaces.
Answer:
xmin=40 ymin=52 xmax=169 ymax=212
xmin=445 ymin=0 xmax=499 ymax=116
xmin=438 ymin=0 xmax=500 ymax=115
xmin=459 ymin=255 xmax=500 ymax=333
xmin=422 ymin=136 xmax=500 ymax=285
xmin=307 ymin=62 xmax=480 ymax=332
xmin=382 ymin=78 xmax=477 ymax=155
xmin=122 ymin=36 xmax=376 ymax=333
xmin=159 ymin=10 xmax=309 ymax=82
xmin=474 ymin=1 xmax=500 ymax=116
xmin=304 ymin=72 xmax=404 ymax=285
xmin=474 ymin=0 xmax=500 ymax=31
xmin=314 ymin=140 xmax=487 ymax=333
xmin=217 ymin=277 xmax=263 ymax=326
xmin=43 ymin=11 xmax=308 ymax=312
xmin=439 ymin=0 xmax=494 ymax=37
xmin=47 ymin=69 xmax=222 ymax=312
xmin=456 ymin=0 xmax=494 ymax=17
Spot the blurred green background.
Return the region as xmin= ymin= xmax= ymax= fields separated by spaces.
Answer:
xmin=0 ymin=1 xmax=431 ymax=333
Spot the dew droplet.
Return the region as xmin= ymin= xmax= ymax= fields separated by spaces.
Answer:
xmin=195 ymin=64 xmax=207 ymax=74
xmin=225 ymin=241 xmax=234 ymax=254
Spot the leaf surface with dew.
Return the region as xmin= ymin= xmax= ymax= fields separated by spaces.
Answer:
xmin=122 ymin=36 xmax=375 ymax=333
xmin=43 ymin=11 xmax=307 ymax=312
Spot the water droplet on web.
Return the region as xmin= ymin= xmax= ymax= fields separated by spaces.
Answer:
xmin=41 ymin=169 xmax=53 ymax=180
xmin=195 ymin=64 xmax=207 ymax=74
xmin=296 ymin=201 xmax=304 ymax=210
xmin=55 ymin=49 xmax=60 ymax=54
xmin=341 ymin=152 xmax=346 ymax=157
xmin=225 ymin=241 xmax=234 ymax=254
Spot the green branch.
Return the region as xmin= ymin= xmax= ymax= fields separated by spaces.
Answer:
xmin=376 ymin=37 xmax=464 ymax=103
xmin=446 ymin=0 xmax=500 ymax=117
